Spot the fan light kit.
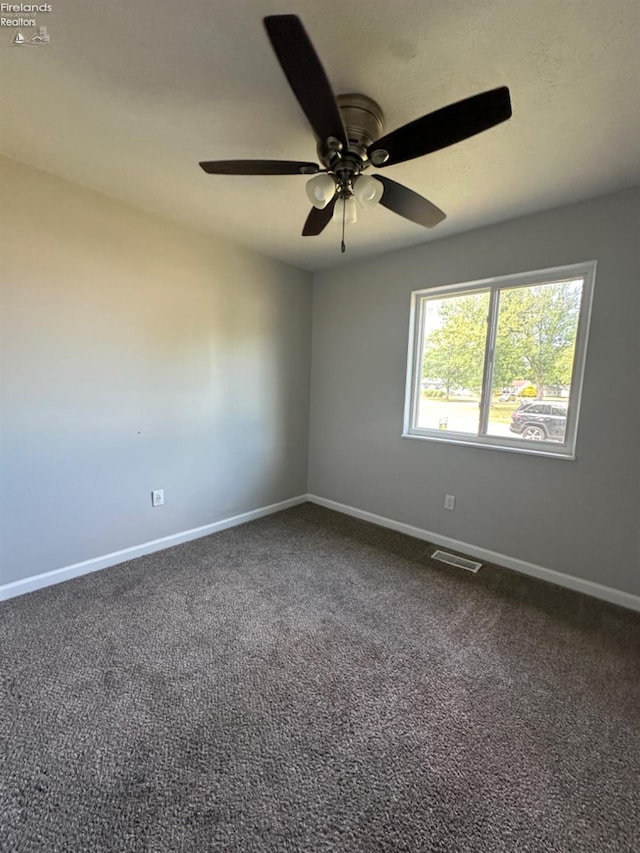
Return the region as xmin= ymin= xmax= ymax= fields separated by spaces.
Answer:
xmin=200 ymin=15 xmax=512 ymax=253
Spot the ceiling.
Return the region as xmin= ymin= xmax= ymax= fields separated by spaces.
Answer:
xmin=1 ymin=0 xmax=638 ymax=272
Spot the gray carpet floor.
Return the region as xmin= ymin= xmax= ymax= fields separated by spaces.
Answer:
xmin=1 ymin=503 xmax=639 ymax=852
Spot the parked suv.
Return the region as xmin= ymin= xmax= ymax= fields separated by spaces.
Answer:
xmin=509 ymin=401 xmax=568 ymax=441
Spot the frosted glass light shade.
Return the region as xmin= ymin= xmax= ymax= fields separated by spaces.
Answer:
xmin=305 ymin=174 xmax=336 ymax=209
xmin=354 ymin=175 xmax=384 ymax=208
xmin=332 ymin=196 xmax=358 ymax=225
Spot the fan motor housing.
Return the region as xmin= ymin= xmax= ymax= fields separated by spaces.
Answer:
xmin=324 ymin=94 xmax=385 ymax=163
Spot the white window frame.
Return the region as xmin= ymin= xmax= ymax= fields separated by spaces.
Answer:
xmin=402 ymin=261 xmax=596 ymax=459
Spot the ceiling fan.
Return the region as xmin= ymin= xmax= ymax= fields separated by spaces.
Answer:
xmin=199 ymin=15 xmax=512 ymax=252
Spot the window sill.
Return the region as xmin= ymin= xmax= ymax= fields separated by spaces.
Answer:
xmin=401 ymin=431 xmax=576 ymax=460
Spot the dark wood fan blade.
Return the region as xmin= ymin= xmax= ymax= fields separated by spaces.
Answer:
xmin=376 ymin=176 xmax=446 ymax=227
xmin=302 ymin=196 xmax=337 ymax=235
xmin=199 ymin=160 xmax=319 ymax=175
xmin=368 ymin=87 xmax=511 ymax=167
xmin=264 ymin=15 xmax=347 ymax=145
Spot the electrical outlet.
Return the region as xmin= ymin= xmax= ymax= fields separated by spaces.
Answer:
xmin=444 ymin=494 xmax=456 ymax=511
xmin=151 ymin=489 xmax=164 ymax=507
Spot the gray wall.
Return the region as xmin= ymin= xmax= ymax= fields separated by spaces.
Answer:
xmin=2 ymin=155 xmax=638 ymax=599
xmin=309 ymin=188 xmax=640 ymax=596
xmin=1 ymin=157 xmax=312 ymax=585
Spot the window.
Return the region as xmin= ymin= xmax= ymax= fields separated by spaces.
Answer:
xmin=403 ymin=261 xmax=595 ymax=458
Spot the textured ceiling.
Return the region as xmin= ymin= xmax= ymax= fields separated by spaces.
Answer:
xmin=1 ymin=0 xmax=639 ymax=271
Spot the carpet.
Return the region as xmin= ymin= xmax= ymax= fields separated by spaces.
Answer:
xmin=1 ymin=503 xmax=639 ymax=851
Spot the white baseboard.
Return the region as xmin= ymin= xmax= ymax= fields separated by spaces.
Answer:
xmin=0 ymin=495 xmax=308 ymax=601
xmin=307 ymin=494 xmax=640 ymax=613
xmin=4 ymin=492 xmax=638 ymax=613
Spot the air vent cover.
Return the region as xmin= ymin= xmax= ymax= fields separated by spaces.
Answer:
xmin=431 ymin=549 xmax=482 ymax=573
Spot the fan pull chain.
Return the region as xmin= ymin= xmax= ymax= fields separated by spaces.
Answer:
xmin=341 ymin=198 xmax=346 ymax=253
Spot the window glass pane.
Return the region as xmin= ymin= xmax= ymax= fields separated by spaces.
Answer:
xmin=486 ymin=278 xmax=583 ymax=443
xmin=415 ymin=290 xmax=490 ymax=435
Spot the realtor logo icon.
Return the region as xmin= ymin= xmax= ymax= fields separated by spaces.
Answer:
xmin=12 ymin=27 xmax=49 ymax=46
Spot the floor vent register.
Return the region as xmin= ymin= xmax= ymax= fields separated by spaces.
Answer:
xmin=431 ymin=549 xmax=482 ymax=574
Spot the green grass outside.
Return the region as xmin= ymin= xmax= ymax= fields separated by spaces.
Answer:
xmin=420 ymin=395 xmax=564 ymax=426
xmin=423 ymin=397 xmax=518 ymax=421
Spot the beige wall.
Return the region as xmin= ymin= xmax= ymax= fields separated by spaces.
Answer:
xmin=0 ymin=157 xmax=312 ymax=585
